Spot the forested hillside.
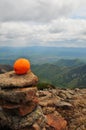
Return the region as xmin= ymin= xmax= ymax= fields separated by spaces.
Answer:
xmin=0 ymin=55 xmax=86 ymax=88
xmin=31 ymin=60 xmax=86 ymax=88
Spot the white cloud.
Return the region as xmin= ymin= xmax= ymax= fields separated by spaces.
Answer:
xmin=0 ymin=0 xmax=86 ymax=47
xmin=0 ymin=0 xmax=85 ymax=22
xmin=0 ymin=18 xmax=86 ymax=47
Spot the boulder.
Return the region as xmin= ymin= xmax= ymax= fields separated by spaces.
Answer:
xmin=0 ymin=71 xmax=38 ymax=88
xmin=0 ymin=87 xmax=37 ymax=103
xmin=0 ymin=106 xmax=45 ymax=130
xmin=46 ymin=111 xmax=67 ymax=130
xmin=2 ymin=102 xmax=37 ymax=116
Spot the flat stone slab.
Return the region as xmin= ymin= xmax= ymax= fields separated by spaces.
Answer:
xmin=0 ymin=71 xmax=38 ymax=88
xmin=0 ymin=87 xmax=37 ymax=103
xmin=56 ymin=101 xmax=73 ymax=108
xmin=2 ymin=102 xmax=37 ymax=116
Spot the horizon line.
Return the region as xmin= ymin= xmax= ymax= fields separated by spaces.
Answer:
xmin=0 ymin=45 xmax=86 ymax=48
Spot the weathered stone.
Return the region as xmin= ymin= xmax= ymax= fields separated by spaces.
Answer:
xmin=32 ymin=123 xmax=40 ymax=130
xmin=0 ymin=71 xmax=38 ymax=88
xmin=35 ymin=114 xmax=47 ymax=128
xmin=46 ymin=112 xmax=67 ymax=130
xmin=0 ymin=75 xmax=86 ymax=130
xmin=0 ymin=101 xmax=20 ymax=109
xmin=56 ymin=101 xmax=73 ymax=109
xmin=33 ymin=123 xmax=47 ymax=130
xmin=39 ymin=95 xmax=60 ymax=107
xmin=39 ymin=98 xmax=59 ymax=107
xmin=38 ymin=90 xmax=52 ymax=97
xmin=0 ymin=87 xmax=37 ymax=103
xmin=2 ymin=102 xmax=37 ymax=116
xmin=0 ymin=106 xmax=44 ymax=130
xmin=38 ymin=88 xmax=86 ymax=130
xmin=18 ymin=102 xmax=37 ymax=116
xmin=32 ymin=115 xmax=47 ymax=130
xmin=58 ymin=92 xmax=67 ymax=99
xmin=0 ymin=110 xmax=11 ymax=127
xmin=43 ymin=107 xmax=55 ymax=114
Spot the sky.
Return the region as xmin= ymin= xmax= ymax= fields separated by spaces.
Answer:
xmin=0 ymin=0 xmax=86 ymax=47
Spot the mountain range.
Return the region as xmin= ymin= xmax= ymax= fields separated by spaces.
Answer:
xmin=0 ymin=46 xmax=86 ymax=65
xmin=0 ymin=59 xmax=86 ymax=88
xmin=0 ymin=46 xmax=86 ymax=88
xmin=0 ymin=46 xmax=86 ymax=130
xmin=31 ymin=59 xmax=86 ymax=88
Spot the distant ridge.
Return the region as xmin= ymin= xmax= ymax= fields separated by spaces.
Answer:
xmin=0 ymin=59 xmax=86 ymax=88
xmin=31 ymin=60 xmax=86 ymax=88
xmin=55 ymin=59 xmax=84 ymax=67
xmin=0 ymin=46 xmax=86 ymax=65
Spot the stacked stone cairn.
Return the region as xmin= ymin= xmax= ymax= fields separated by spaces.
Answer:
xmin=0 ymin=71 xmax=46 ymax=130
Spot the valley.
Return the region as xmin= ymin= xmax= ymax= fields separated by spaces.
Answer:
xmin=0 ymin=46 xmax=86 ymax=88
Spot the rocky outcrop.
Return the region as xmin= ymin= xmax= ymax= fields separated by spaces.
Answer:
xmin=0 ymin=70 xmax=38 ymax=88
xmin=0 ymin=70 xmax=86 ymax=130
xmin=0 ymin=71 xmax=46 ymax=130
xmin=38 ymin=88 xmax=86 ymax=130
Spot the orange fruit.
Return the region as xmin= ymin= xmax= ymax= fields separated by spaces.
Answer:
xmin=13 ymin=58 xmax=30 ymax=75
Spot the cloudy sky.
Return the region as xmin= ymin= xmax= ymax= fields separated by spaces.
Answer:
xmin=0 ymin=0 xmax=86 ymax=47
